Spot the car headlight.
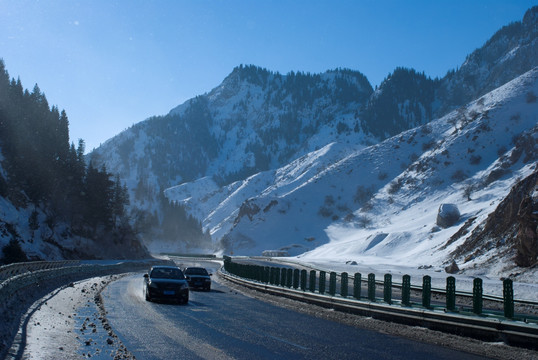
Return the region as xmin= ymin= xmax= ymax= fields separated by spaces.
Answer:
xmin=180 ymin=283 xmax=189 ymax=290
xmin=149 ymin=281 xmax=159 ymax=289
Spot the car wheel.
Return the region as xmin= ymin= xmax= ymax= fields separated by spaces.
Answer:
xmin=205 ymin=286 xmax=211 ymax=292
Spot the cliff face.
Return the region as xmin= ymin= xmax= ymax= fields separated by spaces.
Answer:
xmin=451 ymin=167 xmax=538 ymax=268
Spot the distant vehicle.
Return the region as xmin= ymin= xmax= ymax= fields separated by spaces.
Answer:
xmin=143 ymin=265 xmax=189 ymax=303
xmin=183 ymin=267 xmax=212 ymax=291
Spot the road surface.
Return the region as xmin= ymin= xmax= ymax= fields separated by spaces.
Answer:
xmin=101 ymin=261 xmax=486 ymax=360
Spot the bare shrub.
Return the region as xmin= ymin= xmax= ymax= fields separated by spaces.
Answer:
xmin=463 ymin=184 xmax=474 ymax=201
xmin=422 ymin=140 xmax=435 ymax=151
xmin=469 ymin=155 xmax=482 ymax=165
xmin=478 ymin=122 xmax=491 ymax=132
xmin=421 ymin=124 xmax=432 ymax=135
xmin=361 ymin=201 xmax=374 ymax=212
xmin=356 ymin=215 xmax=372 ymax=228
xmin=451 ymin=170 xmax=467 ymax=182
xmin=388 ymin=178 xmax=403 ymax=194
xmin=318 ymin=206 xmax=333 ymax=218
xmin=354 ymin=185 xmax=374 ymax=204
xmin=324 ymin=195 xmax=335 ymax=206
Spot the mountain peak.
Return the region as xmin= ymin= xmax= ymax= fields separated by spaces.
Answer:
xmin=522 ymin=5 xmax=538 ymax=26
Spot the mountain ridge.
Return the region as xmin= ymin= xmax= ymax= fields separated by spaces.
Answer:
xmin=88 ymin=7 xmax=538 ymax=273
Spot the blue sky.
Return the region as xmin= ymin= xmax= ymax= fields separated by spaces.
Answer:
xmin=0 ymin=0 xmax=535 ymax=152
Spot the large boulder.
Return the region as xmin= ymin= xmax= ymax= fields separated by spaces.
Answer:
xmin=436 ymin=204 xmax=460 ymax=228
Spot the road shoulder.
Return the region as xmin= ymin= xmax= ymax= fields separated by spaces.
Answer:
xmin=19 ymin=275 xmax=135 ymax=359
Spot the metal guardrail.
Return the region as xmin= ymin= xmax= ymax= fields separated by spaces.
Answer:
xmin=0 ymin=259 xmax=172 ymax=306
xmin=264 ymin=258 xmax=538 ymax=307
xmin=219 ymin=269 xmax=538 ymax=349
xmin=0 ymin=261 xmax=80 ymax=282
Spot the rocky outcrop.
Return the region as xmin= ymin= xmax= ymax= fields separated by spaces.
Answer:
xmin=515 ymin=184 xmax=538 ymax=267
xmin=451 ymin=168 xmax=538 ymax=267
xmin=445 ymin=260 xmax=460 ymax=274
xmin=234 ymin=200 xmax=261 ymax=225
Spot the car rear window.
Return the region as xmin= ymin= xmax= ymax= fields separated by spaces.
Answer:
xmin=150 ymin=268 xmax=185 ymax=279
xmin=185 ymin=268 xmax=208 ymax=275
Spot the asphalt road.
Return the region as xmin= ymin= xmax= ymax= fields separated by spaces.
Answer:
xmin=101 ymin=261 xmax=487 ymax=360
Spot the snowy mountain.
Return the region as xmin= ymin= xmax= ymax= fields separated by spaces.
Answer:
xmin=437 ymin=6 xmax=538 ymax=115
xmin=88 ymin=66 xmax=377 ymax=250
xmin=90 ymin=66 xmax=374 ymax=190
xmin=362 ymin=6 xmax=538 ymax=140
xmin=168 ymin=68 xmax=537 ymax=270
xmin=88 ymin=7 xmax=538 ymax=277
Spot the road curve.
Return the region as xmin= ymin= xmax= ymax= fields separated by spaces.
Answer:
xmin=101 ymin=262 xmax=486 ymax=360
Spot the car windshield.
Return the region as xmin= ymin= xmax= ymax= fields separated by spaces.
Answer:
xmin=150 ymin=268 xmax=185 ymax=280
xmin=186 ymin=268 xmax=208 ymax=275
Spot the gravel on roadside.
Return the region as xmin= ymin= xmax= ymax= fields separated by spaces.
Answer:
xmin=3 ymin=275 xmax=136 ymax=360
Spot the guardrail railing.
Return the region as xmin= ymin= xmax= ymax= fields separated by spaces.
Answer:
xmin=260 ymin=257 xmax=538 ymax=308
xmin=0 ymin=259 xmax=172 ymax=306
xmin=222 ymin=256 xmax=538 ymax=349
xmin=0 ymin=260 xmax=81 ymax=282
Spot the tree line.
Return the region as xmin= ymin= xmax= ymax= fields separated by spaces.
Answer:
xmin=0 ymin=59 xmax=138 ymax=262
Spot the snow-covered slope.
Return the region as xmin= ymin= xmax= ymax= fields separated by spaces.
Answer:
xmin=168 ymin=68 xmax=538 ymax=280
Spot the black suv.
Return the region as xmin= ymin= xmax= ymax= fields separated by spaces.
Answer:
xmin=143 ymin=265 xmax=189 ymax=303
xmin=184 ymin=267 xmax=212 ymax=291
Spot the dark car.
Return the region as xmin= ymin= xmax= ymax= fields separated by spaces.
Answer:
xmin=183 ymin=267 xmax=212 ymax=291
xmin=143 ymin=265 xmax=189 ymax=303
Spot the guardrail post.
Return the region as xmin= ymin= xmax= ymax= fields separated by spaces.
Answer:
xmin=249 ymin=265 xmax=255 ymax=280
xmin=341 ymin=272 xmax=348 ymax=298
xmin=503 ymin=278 xmax=514 ymax=318
xmin=383 ymin=274 xmax=392 ymax=304
xmin=309 ymin=270 xmax=316 ymax=292
xmin=368 ymin=273 xmax=375 ymax=301
xmin=473 ymin=278 xmax=483 ymax=315
xmin=446 ymin=276 xmax=456 ymax=312
xmin=319 ymin=271 xmax=326 ymax=294
xmin=422 ymin=275 xmax=431 ymax=309
xmin=253 ymin=265 xmax=258 ymax=281
xmin=401 ymin=274 xmax=411 ymax=306
xmin=300 ymin=270 xmax=307 ymax=291
xmin=329 ymin=272 xmax=337 ymax=296
xmin=270 ymin=267 xmax=276 ymax=285
xmin=293 ymin=269 xmax=300 ymax=289
xmin=281 ymin=268 xmax=287 ymax=287
xmin=287 ymin=268 xmax=293 ymax=288
xmin=353 ymin=273 xmax=361 ymax=299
